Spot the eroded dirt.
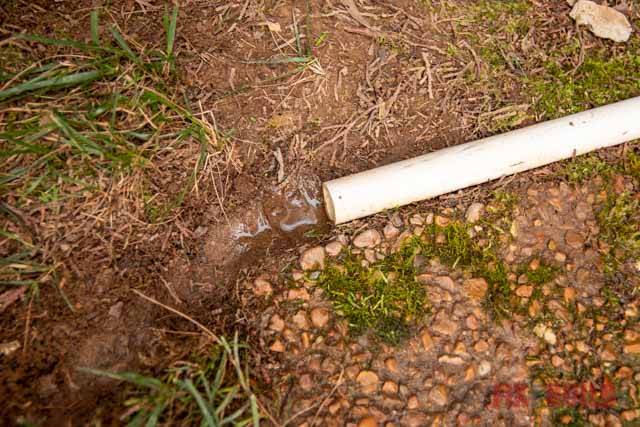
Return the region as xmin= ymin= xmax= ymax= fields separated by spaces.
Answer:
xmin=1 ymin=0 xmax=640 ymax=426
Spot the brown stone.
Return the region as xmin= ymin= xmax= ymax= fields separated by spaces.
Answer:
xmin=325 ymin=241 xmax=343 ymax=257
xmin=565 ymin=230 xmax=584 ymax=249
xmin=310 ymin=307 xmax=330 ymax=328
xmin=299 ymin=373 xmax=313 ymax=391
xmin=623 ymin=340 xmax=640 ymax=354
xmin=563 ymin=287 xmax=576 ymax=303
xmin=435 ymin=215 xmax=450 ymax=227
xmin=429 ymin=384 xmax=449 ymax=407
xmin=269 ymin=314 xmax=285 ymax=332
xmin=300 ymin=246 xmax=325 ymax=270
xmin=465 ymin=314 xmax=479 ymax=330
xmin=407 ymin=395 xmax=419 ymax=409
xmin=292 ymin=310 xmax=309 ymax=330
xmin=474 ymin=340 xmax=489 ymax=353
xmin=516 ymin=285 xmax=533 ymax=298
xmin=356 ymin=370 xmax=379 ymax=393
xmin=385 ymin=357 xmax=399 ymax=373
xmin=464 ymin=278 xmax=488 ymax=302
xmin=382 ymin=380 xmax=398 ymax=394
xmin=357 ymin=416 xmax=378 ymax=427
xmin=434 ymin=276 xmax=456 ymax=292
xmin=383 ymin=223 xmax=400 ymax=240
xmin=438 ymin=355 xmax=465 ymax=365
xmin=253 ymin=277 xmax=273 ymax=296
xmin=270 ymin=340 xmax=285 ymax=352
xmin=421 ymin=330 xmax=434 ymax=351
xmin=353 ymin=229 xmax=382 ymax=248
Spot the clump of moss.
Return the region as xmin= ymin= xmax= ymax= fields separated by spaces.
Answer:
xmin=317 ymin=241 xmax=428 ymax=345
xmin=598 ymin=191 xmax=640 ymax=273
xmin=559 ymin=155 xmax=613 ymax=184
xmin=531 ymin=47 xmax=640 ymax=119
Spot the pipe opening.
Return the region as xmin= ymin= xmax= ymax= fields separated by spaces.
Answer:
xmin=322 ymin=183 xmax=336 ymax=223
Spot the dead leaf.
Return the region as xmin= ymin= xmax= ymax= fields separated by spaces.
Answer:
xmin=0 ymin=287 xmax=26 ymax=313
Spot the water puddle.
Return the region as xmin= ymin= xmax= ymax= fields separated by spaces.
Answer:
xmin=204 ymin=175 xmax=329 ymax=278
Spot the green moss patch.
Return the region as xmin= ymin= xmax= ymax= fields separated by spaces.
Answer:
xmin=530 ymin=46 xmax=640 ymax=119
xmin=317 ymin=243 xmax=428 ymax=345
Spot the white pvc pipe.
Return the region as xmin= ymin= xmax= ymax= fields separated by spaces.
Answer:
xmin=323 ymin=97 xmax=640 ymax=224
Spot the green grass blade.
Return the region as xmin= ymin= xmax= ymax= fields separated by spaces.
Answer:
xmin=110 ymin=26 xmax=143 ymax=67
xmin=250 ymin=394 xmax=260 ymax=427
xmin=0 ymin=70 xmax=103 ymax=101
xmin=78 ymin=368 xmax=165 ymax=389
xmin=220 ymin=402 xmax=250 ymax=425
xmin=91 ymin=10 xmax=100 ymax=46
xmin=179 ymin=379 xmax=218 ymax=427
xmin=144 ymin=402 xmax=166 ymax=427
xmin=165 ymin=6 xmax=179 ymax=65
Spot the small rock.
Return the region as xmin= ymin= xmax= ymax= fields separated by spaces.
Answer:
xmin=464 ymin=278 xmax=488 ymax=302
xmin=474 ymin=340 xmax=489 ymax=353
xmin=438 ymin=355 xmax=465 ymax=365
xmin=464 ymin=366 xmax=476 ymax=381
xmin=353 ymin=229 xmax=382 ymax=248
xmin=421 ymin=330 xmax=434 ymax=351
xmin=108 ymin=301 xmax=124 ymax=318
xmin=310 ymin=307 xmax=330 ymax=328
xmin=478 ymin=360 xmax=491 ymax=377
xmin=292 ymin=310 xmax=309 ymax=330
xmin=563 ymin=287 xmax=576 ymax=303
xmin=623 ymin=339 xmax=640 ymax=354
xmin=428 ymin=384 xmax=449 ymax=407
xmin=432 ymin=316 xmax=459 ymax=337
xmin=287 ymin=288 xmax=311 ymax=301
xmin=551 ymin=355 xmax=564 ymax=368
xmin=621 ymin=410 xmax=640 ymax=422
xmin=270 ymin=339 xmax=285 ymax=352
xmin=325 ymin=241 xmax=343 ymax=257
xmin=407 ymin=395 xmax=419 ymax=409
xmin=600 ymin=343 xmax=618 ymax=361
xmin=0 ymin=340 xmax=20 ymax=356
xmin=299 ymin=373 xmax=313 ymax=391
xmin=300 ymin=246 xmax=325 ymax=270
xmin=565 ymin=230 xmax=584 ymax=249
xmin=409 ymin=214 xmax=424 ymax=225
xmin=570 ymin=0 xmax=632 ymax=43
xmin=516 ymin=285 xmax=533 ymax=298
xmin=383 ymin=223 xmax=400 ymax=240
xmin=385 ymin=357 xmax=399 ymax=373
xmin=269 ymin=314 xmax=285 ymax=332
xmin=253 ymin=277 xmax=273 ymax=296
xmin=357 ymin=416 xmax=378 ymax=427
xmin=465 ymin=203 xmax=485 ymax=223
xmin=533 ymin=324 xmax=557 ymax=345
xmin=435 ymin=215 xmax=449 ymax=227
xmin=434 ymin=276 xmax=456 ymax=292
xmin=465 ymin=314 xmax=479 ymax=330
xmin=356 ymin=370 xmax=379 ymax=393
xmin=382 ymin=380 xmax=398 ymax=394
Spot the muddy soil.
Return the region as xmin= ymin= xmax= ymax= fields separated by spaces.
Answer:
xmin=1 ymin=0 xmax=639 ymax=426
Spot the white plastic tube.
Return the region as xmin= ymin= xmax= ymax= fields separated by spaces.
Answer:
xmin=323 ymin=97 xmax=640 ymax=224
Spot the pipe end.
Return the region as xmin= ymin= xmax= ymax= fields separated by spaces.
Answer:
xmin=322 ymin=182 xmax=336 ymax=224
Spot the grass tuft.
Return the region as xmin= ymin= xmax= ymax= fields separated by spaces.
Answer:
xmin=82 ymin=334 xmax=260 ymax=427
xmin=0 ymin=8 xmax=217 ymax=303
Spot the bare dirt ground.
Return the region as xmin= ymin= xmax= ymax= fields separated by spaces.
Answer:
xmin=1 ymin=0 xmax=640 ymax=426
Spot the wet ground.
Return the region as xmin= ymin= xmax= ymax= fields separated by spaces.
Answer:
xmin=1 ymin=0 xmax=640 ymax=426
